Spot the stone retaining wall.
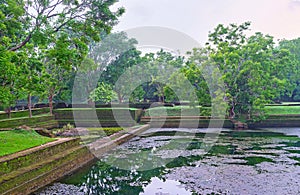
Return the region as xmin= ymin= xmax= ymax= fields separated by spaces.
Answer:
xmin=54 ymin=108 xmax=144 ymax=127
xmin=0 ymin=125 xmax=150 ymax=195
xmin=0 ymin=115 xmax=58 ymax=129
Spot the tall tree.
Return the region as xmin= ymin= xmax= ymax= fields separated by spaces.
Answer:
xmin=20 ymin=51 xmax=45 ymax=118
xmin=205 ymin=22 xmax=294 ymax=119
xmin=72 ymin=32 xmax=139 ymax=105
xmin=1 ymin=0 xmax=124 ymax=114
xmin=278 ymin=38 xmax=300 ymax=101
xmin=101 ymin=48 xmax=141 ymax=103
xmin=8 ymin=0 xmax=125 ymax=52
xmin=44 ymin=33 xmax=88 ymax=114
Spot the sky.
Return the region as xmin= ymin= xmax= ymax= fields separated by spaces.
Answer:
xmin=111 ymin=0 xmax=300 ymax=47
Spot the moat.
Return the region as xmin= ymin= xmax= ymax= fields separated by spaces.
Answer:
xmin=37 ymin=128 xmax=300 ymax=194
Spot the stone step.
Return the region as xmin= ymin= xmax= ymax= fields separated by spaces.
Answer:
xmin=0 ymin=145 xmax=94 ymax=195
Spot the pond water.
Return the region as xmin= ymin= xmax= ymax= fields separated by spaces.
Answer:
xmin=36 ymin=128 xmax=300 ymax=195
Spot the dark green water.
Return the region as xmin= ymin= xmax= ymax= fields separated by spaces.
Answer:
xmin=38 ymin=128 xmax=300 ymax=194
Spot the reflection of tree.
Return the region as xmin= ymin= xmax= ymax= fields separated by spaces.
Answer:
xmin=65 ymin=160 xmax=165 ymax=194
xmin=63 ymin=143 xmax=208 ymax=194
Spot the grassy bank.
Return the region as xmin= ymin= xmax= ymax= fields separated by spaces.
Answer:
xmin=0 ymin=130 xmax=56 ymax=157
xmin=144 ymin=106 xmax=211 ymax=117
xmin=144 ymin=104 xmax=300 ymax=117
xmin=265 ymin=106 xmax=300 ymax=115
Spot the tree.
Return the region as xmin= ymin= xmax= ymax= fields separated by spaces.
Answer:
xmin=69 ymin=32 xmax=140 ymax=105
xmin=134 ymin=50 xmax=184 ymax=103
xmin=43 ymin=33 xmax=88 ymax=114
xmin=205 ymin=22 xmax=294 ymax=119
xmin=1 ymin=0 xmax=124 ymax=114
xmin=278 ymin=38 xmax=300 ymax=101
xmin=7 ymin=0 xmax=125 ymax=52
xmin=89 ymin=32 xmax=138 ymax=71
xmin=0 ymin=0 xmax=26 ymax=114
xmin=19 ymin=50 xmax=45 ymax=118
xmin=89 ymin=82 xmax=116 ymax=103
xmin=101 ymin=48 xmax=142 ymax=103
xmin=166 ymin=61 xmax=210 ymax=105
xmin=0 ymin=51 xmax=21 ymax=117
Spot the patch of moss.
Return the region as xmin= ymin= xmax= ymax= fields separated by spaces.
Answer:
xmin=244 ymin=156 xmax=274 ymax=166
xmin=166 ymin=155 xmax=203 ymax=168
xmin=289 ymin=156 xmax=300 ymax=163
xmin=208 ymin=145 xmax=236 ymax=155
xmin=87 ymin=127 xmax=124 ymax=136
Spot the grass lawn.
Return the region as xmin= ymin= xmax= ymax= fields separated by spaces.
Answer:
xmin=265 ymin=106 xmax=300 ymax=115
xmin=0 ymin=130 xmax=56 ymax=157
xmin=144 ymin=106 xmax=211 ymax=117
xmin=145 ymin=104 xmax=300 ymax=117
xmin=57 ymin=108 xmax=139 ymax=111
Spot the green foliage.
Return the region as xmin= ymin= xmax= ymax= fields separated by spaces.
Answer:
xmin=90 ymin=82 xmax=116 ymax=103
xmin=123 ymin=50 xmax=186 ymax=103
xmin=177 ymin=58 xmax=211 ymax=105
xmin=204 ymin=22 xmax=295 ymax=119
xmin=101 ymin=48 xmax=142 ymax=103
xmin=74 ymin=32 xmax=141 ymax=104
xmin=0 ymin=0 xmax=124 ymax=112
xmin=129 ymin=86 xmax=146 ymax=103
xmin=62 ymin=123 xmax=75 ymax=131
xmin=278 ymin=38 xmax=300 ymax=102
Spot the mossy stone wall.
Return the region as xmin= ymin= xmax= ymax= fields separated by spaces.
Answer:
xmin=0 ymin=115 xmax=58 ymax=129
xmin=0 ymin=108 xmax=50 ymax=120
xmin=54 ymin=108 xmax=143 ymax=127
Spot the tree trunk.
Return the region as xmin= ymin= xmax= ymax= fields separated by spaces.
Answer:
xmin=28 ymin=94 xmax=32 ymax=118
xmin=88 ymin=99 xmax=95 ymax=106
xmin=230 ymin=104 xmax=236 ymax=119
xmin=6 ymin=107 xmax=11 ymax=119
xmin=117 ymin=92 xmax=123 ymax=104
xmin=49 ymin=94 xmax=53 ymax=115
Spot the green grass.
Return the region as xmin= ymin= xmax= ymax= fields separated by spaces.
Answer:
xmin=144 ymin=106 xmax=211 ymax=116
xmin=265 ymin=106 xmax=300 ymax=115
xmin=0 ymin=130 xmax=56 ymax=157
xmin=144 ymin=105 xmax=300 ymax=117
xmin=57 ymin=108 xmax=138 ymax=111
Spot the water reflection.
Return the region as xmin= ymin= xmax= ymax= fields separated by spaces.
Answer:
xmin=141 ymin=177 xmax=192 ymax=195
xmin=38 ymin=128 xmax=300 ymax=194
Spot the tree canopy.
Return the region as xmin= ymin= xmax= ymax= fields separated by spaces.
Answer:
xmin=205 ymin=22 xmax=295 ymax=119
xmin=0 ymin=0 xmax=124 ymax=115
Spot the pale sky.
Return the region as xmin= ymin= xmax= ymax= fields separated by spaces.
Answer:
xmin=111 ymin=0 xmax=300 ymax=46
